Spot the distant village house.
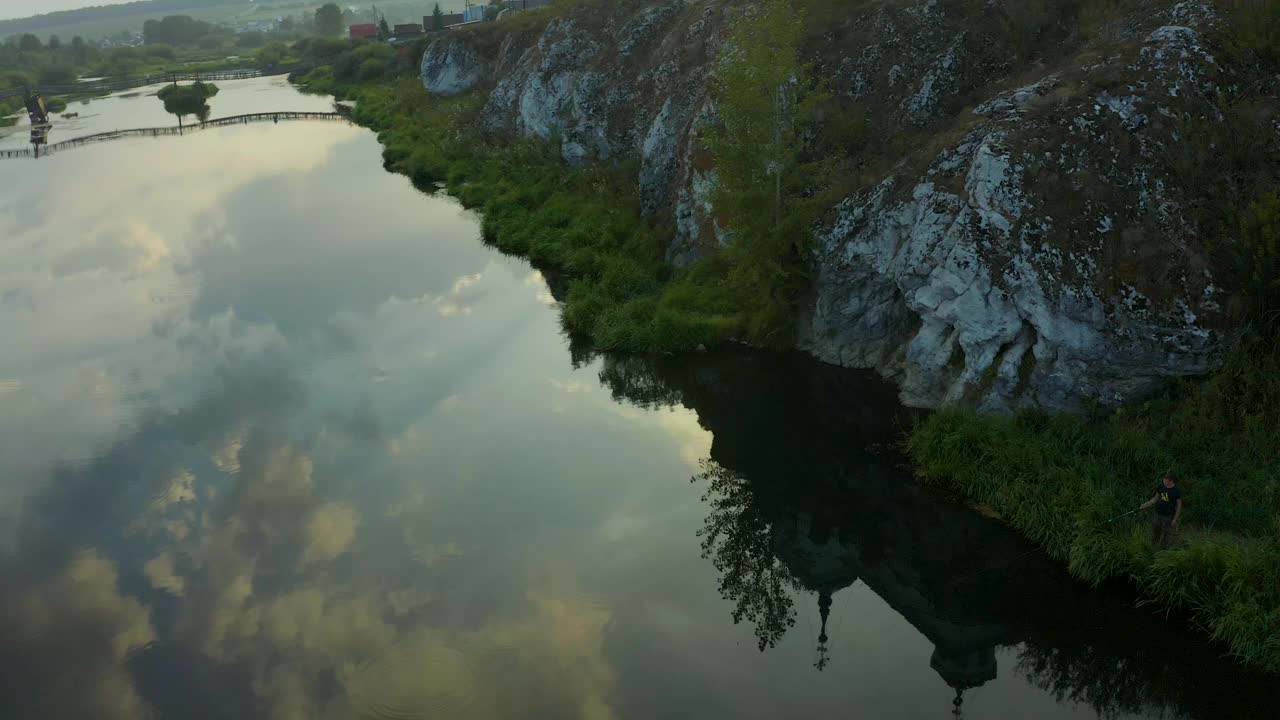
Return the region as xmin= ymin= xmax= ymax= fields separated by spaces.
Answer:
xmin=456 ymin=1 xmax=553 ymax=25
xmin=393 ymin=23 xmax=424 ymax=37
xmin=426 ymin=12 xmax=465 ymax=29
xmin=349 ymin=23 xmax=377 ymax=39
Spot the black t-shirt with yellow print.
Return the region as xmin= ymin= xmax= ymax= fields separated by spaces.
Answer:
xmin=1155 ymin=484 xmax=1182 ymax=516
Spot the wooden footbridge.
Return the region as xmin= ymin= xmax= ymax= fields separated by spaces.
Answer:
xmin=0 ymin=110 xmax=352 ymax=160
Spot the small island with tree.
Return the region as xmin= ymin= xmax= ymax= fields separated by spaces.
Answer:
xmin=156 ymin=80 xmax=218 ymax=121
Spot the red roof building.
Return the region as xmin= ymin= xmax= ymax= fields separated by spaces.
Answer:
xmin=349 ymin=23 xmax=377 ymax=39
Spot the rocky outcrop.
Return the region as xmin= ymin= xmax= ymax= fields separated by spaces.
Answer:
xmin=806 ymin=17 xmax=1233 ymax=411
xmin=420 ymin=37 xmax=488 ymax=96
xmin=421 ymin=0 xmax=733 ymax=261
xmin=420 ymin=0 xmax=1260 ymax=412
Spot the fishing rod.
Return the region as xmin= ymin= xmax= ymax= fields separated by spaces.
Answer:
xmin=960 ymin=508 xmax=1143 ymax=579
xmin=1105 ymin=508 xmax=1139 ymax=524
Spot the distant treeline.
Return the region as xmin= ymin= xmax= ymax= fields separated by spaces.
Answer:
xmin=143 ymin=15 xmax=222 ymax=45
xmin=0 ymin=0 xmax=244 ymax=36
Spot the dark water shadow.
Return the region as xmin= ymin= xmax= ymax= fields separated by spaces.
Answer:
xmin=594 ymin=349 xmax=1280 ymax=720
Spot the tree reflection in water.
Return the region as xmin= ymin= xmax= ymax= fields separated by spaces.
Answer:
xmin=693 ymin=459 xmax=800 ymax=652
xmin=596 ymin=349 xmax=1280 ymax=720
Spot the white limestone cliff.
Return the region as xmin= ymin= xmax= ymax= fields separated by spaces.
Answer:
xmin=419 ymin=0 xmax=1242 ymax=411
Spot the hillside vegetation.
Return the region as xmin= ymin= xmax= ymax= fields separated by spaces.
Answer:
xmin=291 ymin=0 xmax=1280 ymax=671
xmin=0 ymin=0 xmax=244 ymax=39
xmin=300 ymin=1 xmax=816 ymax=352
xmin=1 ymin=1 xmax=468 ymax=41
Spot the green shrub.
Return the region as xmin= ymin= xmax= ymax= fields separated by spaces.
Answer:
xmin=237 ymin=32 xmax=267 ymax=49
xmin=197 ymin=35 xmax=225 ymax=51
xmin=143 ymin=43 xmax=175 ymax=60
xmin=1076 ymin=0 xmax=1127 ymax=46
xmin=109 ymin=46 xmax=138 ymax=62
xmin=36 ymin=63 xmax=76 ymax=85
xmin=994 ymin=0 xmax=1056 ymax=62
xmin=94 ymin=46 xmax=142 ymax=77
xmin=1 ymin=95 xmax=23 ymax=119
xmin=332 ymin=43 xmax=394 ymax=82
xmin=358 ymin=43 xmax=395 ymax=61
xmin=357 ymin=58 xmax=387 ymax=82
xmin=1228 ymin=0 xmax=1280 ymax=62
xmin=2 ymin=70 xmax=35 ymax=87
xmin=257 ymin=42 xmax=288 ymax=70
xmin=296 ymin=36 xmax=352 ymax=62
xmin=1238 ymin=193 xmax=1280 ymax=320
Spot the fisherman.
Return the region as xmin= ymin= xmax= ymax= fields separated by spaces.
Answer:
xmin=1139 ymin=473 xmax=1183 ymax=548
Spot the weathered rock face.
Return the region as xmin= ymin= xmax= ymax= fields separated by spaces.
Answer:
xmin=421 ymin=0 xmax=1256 ymax=412
xmin=420 ymin=38 xmax=488 ymax=96
xmin=421 ymin=0 xmax=734 ymax=262
xmin=807 ymin=12 xmax=1234 ymax=411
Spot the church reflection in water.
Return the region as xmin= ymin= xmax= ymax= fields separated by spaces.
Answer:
xmin=592 ymin=349 xmax=1280 ymax=720
xmin=748 ymin=472 xmax=1003 ymax=715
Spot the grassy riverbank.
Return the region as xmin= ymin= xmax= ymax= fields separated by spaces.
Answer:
xmin=336 ymin=78 xmax=760 ymax=351
xmin=295 ymin=2 xmax=822 ymax=352
xmin=908 ymin=338 xmax=1280 ymax=672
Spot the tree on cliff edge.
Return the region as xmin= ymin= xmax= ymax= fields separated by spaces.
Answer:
xmin=704 ymin=0 xmax=822 ymax=339
xmin=315 ymin=3 xmax=344 ymax=36
xmin=706 ymin=0 xmax=813 ymax=234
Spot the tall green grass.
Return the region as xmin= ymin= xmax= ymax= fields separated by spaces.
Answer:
xmin=907 ymin=339 xmax=1280 ymax=673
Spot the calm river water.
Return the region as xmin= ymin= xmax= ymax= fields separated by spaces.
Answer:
xmin=0 ymin=77 xmax=1275 ymax=720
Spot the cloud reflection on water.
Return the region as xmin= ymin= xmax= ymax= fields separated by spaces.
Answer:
xmin=0 ymin=86 xmax=706 ymax=719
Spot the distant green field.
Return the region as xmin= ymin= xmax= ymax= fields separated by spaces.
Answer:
xmin=18 ymin=4 xmax=284 ymax=42
xmin=2 ymin=1 xmax=240 ymax=37
xmin=7 ymin=1 xmax=472 ymax=42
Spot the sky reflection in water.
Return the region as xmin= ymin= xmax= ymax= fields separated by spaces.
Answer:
xmin=1 ymin=79 xmax=1276 ymax=720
